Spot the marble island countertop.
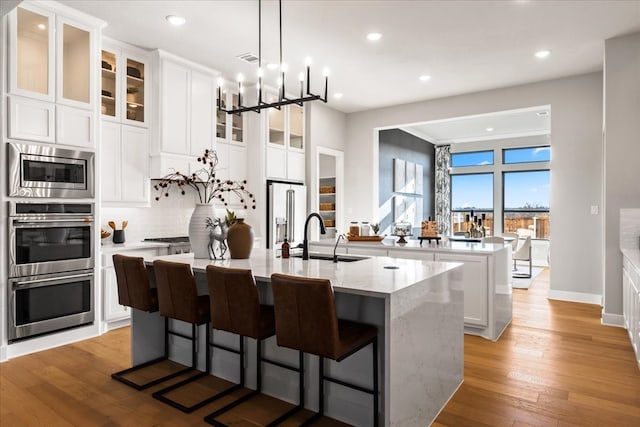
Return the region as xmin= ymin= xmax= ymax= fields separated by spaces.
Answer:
xmin=312 ymin=236 xmax=509 ymax=254
xmin=148 ymin=248 xmax=463 ymax=298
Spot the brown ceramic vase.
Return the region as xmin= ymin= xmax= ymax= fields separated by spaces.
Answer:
xmin=226 ymin=219 xmax=254 ymax=259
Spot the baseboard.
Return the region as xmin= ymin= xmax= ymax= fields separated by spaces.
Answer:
xmin=547 ymin=289 xmax=602 ymax=305
xmin=0 ymin=345 xmax=7 ymax=363
xmin=601 ymin=312 xmax=625 ymax=328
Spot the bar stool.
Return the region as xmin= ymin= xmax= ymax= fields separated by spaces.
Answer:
xmin=151 ymin=260 xmax=228 ymax=413
xmin=110 ymin=254 xmax=193 ymax=390
xmin=271 ymin=273 xmax=379 ymax=426
xmin=204 ymin=265 xmax=305 ymax=427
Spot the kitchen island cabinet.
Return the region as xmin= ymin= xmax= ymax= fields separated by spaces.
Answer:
xmin=134 ymin=249 xmax=463 ymax=426
xmin=310 ymin=238 xmax=512 ymax=341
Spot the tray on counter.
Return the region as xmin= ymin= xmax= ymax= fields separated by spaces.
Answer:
xmin=346 ymin=234 xmax=385 ymax=242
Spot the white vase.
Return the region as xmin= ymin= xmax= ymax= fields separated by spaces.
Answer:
xmin=188 ymin=203 xmax=216 ymax=259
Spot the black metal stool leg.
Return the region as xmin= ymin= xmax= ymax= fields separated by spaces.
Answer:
xmin=111 ymin=317 xmax=193 ymax=390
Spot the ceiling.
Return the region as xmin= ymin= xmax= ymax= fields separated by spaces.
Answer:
xmin=58 ymin=0 xmax=640 ymax=115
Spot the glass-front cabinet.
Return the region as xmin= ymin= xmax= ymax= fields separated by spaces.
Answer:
xmin=7 ymin=3 xmax=101 ymax=146
xmin=217 ymin=89 xmax=244 ymax=143
xmin=266 ymin=99 xmax=305 ymax=182
xmin=101 ymin=41 xmax=148 ymax=127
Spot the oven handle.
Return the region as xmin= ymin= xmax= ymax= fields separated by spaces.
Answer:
xmin=13 ymin=218 xmax=94 ymax=224
xmin=12 ymin=272 xmax=94 ymax=289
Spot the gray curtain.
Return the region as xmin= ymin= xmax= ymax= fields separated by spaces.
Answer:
xmin=435 ymin=145 xmax=451 ymax=235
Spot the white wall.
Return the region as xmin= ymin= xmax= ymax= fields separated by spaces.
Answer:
xmin=346 ymin=72 xmax=604 ymax=303
xmin=603 ymin=32 xmax=640 ymax=322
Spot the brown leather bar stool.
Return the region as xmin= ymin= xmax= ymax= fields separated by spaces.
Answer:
xmin=111 ymin=254 xmax=193 ymax=390
xmin=204 ymin=265 xmax=306 ymax=427
xmin=151 ymin=260 xmax=229 ymax=413
xmin=271 ymin=273 xmax=380 ymax=427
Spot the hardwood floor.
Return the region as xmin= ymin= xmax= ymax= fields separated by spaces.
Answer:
xmin=1 ymin=269 xmax=639 ymax=426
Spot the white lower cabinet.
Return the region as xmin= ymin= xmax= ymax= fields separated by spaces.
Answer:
xmin=102 ymin=247 xmax=167 ymax=328
xmin=622 ymin=255 xmax=640 ymax=367
xmin=8 ymin=95 xmax=55 ymax=142
xmin=101 ymin=121 xmax=149 ymax=204
xmin=392 ymin=249 xmax=435 ymax=261
xmin=435 ymin=253 xmax=489 ymax=327
xmin=346 ymin=246 xmax=388 ymax=257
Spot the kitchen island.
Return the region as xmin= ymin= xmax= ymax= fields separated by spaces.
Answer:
xmin=311 ymin=238 xmax=513 ymax=341
xmin=134 ymin=248 xmax=463 ymax=426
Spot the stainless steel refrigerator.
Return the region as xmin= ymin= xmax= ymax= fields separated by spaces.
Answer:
xmin=267 ymin=180 xmax=307 ymax=249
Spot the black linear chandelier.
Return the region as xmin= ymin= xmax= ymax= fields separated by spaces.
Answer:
xmin=217 ymin=0 xmax=329 ymax=115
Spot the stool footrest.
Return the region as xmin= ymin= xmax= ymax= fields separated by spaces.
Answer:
xmin=324 ymin=374 xmax=376 ymax=395
xmin=153 ymin=371 xmax=242 ymax=413
xmin=111 ymin=357 xmax=193 ymax=390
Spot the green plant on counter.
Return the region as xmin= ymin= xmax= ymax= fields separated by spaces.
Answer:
xmin=371 ymin=222 xmax=380 ymax=234
xmin=225 ymin=208 xmax=237 ymax=226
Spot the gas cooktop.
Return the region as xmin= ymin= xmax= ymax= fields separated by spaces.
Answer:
xmin=143 ymin=237 xmax=189 ymax=243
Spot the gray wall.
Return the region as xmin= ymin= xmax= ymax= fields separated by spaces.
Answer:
xmin=603 ymin=32 xmax=640 ymax=321
xmin=378 ymin=129 xmax=435 ymax=234
xmin=346 ymin=72 xmax=604 ymax=303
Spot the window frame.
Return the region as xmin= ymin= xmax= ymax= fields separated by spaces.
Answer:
xmin=450 ymin=150 xmax=494 ymax=168
xmin=502 ymin=145 xmax=551 ymax=165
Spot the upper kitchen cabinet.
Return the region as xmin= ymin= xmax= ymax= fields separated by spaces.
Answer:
xmin=150 ymin=50 xmax=218 ymax=177
xmin=266 ymin=101 xmax=305 ymax=182
xmin=7 ymin=1 xmax=103 ymax=147
xmin=101 ymin=39 xmax=150 ymax=127
xmin=217 ymin=89 xmax=245 ymax=144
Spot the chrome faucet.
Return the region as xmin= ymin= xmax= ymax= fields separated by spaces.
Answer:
xmin=333 ymin=234 xmax=345 ymax=263
xmin=302 ymin=212 xmax=326 ymax=260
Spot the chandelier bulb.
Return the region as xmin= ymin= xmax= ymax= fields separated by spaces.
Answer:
xmin=305 ymin=56 xmax=312 ymax=67
xmin=281 ymin=63 xmax=288 ymax=73
xmin=277 ymin=77 xmax=283 ymax=87
xmin=257 ymin=68 xmax=264 ymax=78
xmin=217 ymin=78 xmax=225 ymax=88
xmin=322 ymin=67 xmax=330 ymax=77
xmin=237 ymin=73 xmax=245 ymax=83
xmin=298 ymin=72 xmax=304 ymax=82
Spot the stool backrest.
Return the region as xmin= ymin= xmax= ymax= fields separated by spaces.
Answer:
xmin=113 ymin=254 xmax=157 ymax=312
xmin=206 ymin=265 xmax=261 ymax=338
xmin=271 ymin=273 xmax=339 ymax=359
xmin=153 ymin=260 xmax=201 ymax=323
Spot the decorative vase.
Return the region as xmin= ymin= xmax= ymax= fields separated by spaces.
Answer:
xmin=189 ymin=203 xmax=216 ymax=259
xmin=226 ymin=219 xmax=254 ymax=259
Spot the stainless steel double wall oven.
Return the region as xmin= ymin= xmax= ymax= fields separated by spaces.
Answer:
xmin=7 ymin=191 xmax=96 ymax=344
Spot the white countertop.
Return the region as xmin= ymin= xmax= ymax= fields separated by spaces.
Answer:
xmin=622 ymin=248 xmax=640 ymax=271
xmin=312 ymin=237 xmax=508 ymax=254
xmin=147 ymin=248 xmax=462 ymax=298
xmin=100 ymin=241 xmax=169 ymax=255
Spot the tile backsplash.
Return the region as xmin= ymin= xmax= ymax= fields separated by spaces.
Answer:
xmin=620 ymin=208 xmax=640 ymax=250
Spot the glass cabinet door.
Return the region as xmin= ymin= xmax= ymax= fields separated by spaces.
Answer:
xmin=268 ymin=107 xmax=285 ymax=146
xmin=60 ymin=21 xmax=91 ymax=104
xmin=12 ymin=6 xmax=54 ymax=100
xmin=125 ymin=58 xmax=145 ymax=124
xmin=101 ymin=50 xmax=117 ymax=118
xmin=216 ymin=91 xmax=227 ymax=139
xmin=231 ymin=93 xmax=244 ymax=143
xmin=289 ymin=104 xmax=304 ymax=149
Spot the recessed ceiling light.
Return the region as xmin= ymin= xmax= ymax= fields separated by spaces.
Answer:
xmin=166 ymin=15 xmax=186 ymax=26
xmin=266 ymin=63 xmax=279 ymax=70
xmin=486 ymin=127 xmax=494 ymax=132
xmin=333 ymin=93 xmax=343 ymax=99
xmin=535 ymin=49 xmax=551 ymax=59
xmin=37 ymin=23 xmax=46 ymax=30
xmin=537 ymin=111 xmax=549 ymax=116
xmin=419 ymin=75 xmax=431 ymax=82
xmin=366 ymin=32 xmax=382 ymax=41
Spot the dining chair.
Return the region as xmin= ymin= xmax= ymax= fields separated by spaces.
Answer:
xmin=513 ymin=236 xmax=532 ymax=278
xmin=503 ymin=232 xmax=519 ymax=254
xmin=481 ymin=236 xmax=505 ymax=244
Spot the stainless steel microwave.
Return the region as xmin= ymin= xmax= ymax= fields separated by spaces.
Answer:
xmin=7 ymin=142 xmax=95 ymax=198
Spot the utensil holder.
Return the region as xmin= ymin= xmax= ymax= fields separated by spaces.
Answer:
xmin=113 ymin=230 xmax=125 ymax=244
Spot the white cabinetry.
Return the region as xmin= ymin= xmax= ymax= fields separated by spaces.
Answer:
xmin=7 ymin=2 xmax=101 ymax=146
xmin=436 ymin=253 xmax=488 ymax=327
xmin=215 ymin=86 xmax=248 ymax=184
xmin=101 ymin=122 xmax=149 ymax=204
xmin=102 ymin=247 xmax=168 ymax=329
xmin=266 ymin=103 xmax=305 ymax=182
xmin=622 ymin=254 xmax=640 ymax=368
xmin=150 ymin=50 xmax=218 ymax=177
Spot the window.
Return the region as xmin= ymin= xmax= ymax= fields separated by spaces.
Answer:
xmin=450 ymin=173 xmax=494 ymax=234
xmin=451 ymin=151 xmax=494 ymax=167
xmin=503 ymin=170 xmax=550 ymax=239
xmin=503 ymin=146 xmax=550 ymax=164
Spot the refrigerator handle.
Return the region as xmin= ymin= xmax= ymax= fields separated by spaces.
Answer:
xmin=286 ymin=189 xmax=295 ymax=241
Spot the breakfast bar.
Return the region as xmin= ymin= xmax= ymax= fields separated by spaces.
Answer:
xmin=134 ymin=248 xmax=464 ymax=426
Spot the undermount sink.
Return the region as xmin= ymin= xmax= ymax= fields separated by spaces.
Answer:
xmin=290 ymin=253 xmax=368 ymax=262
